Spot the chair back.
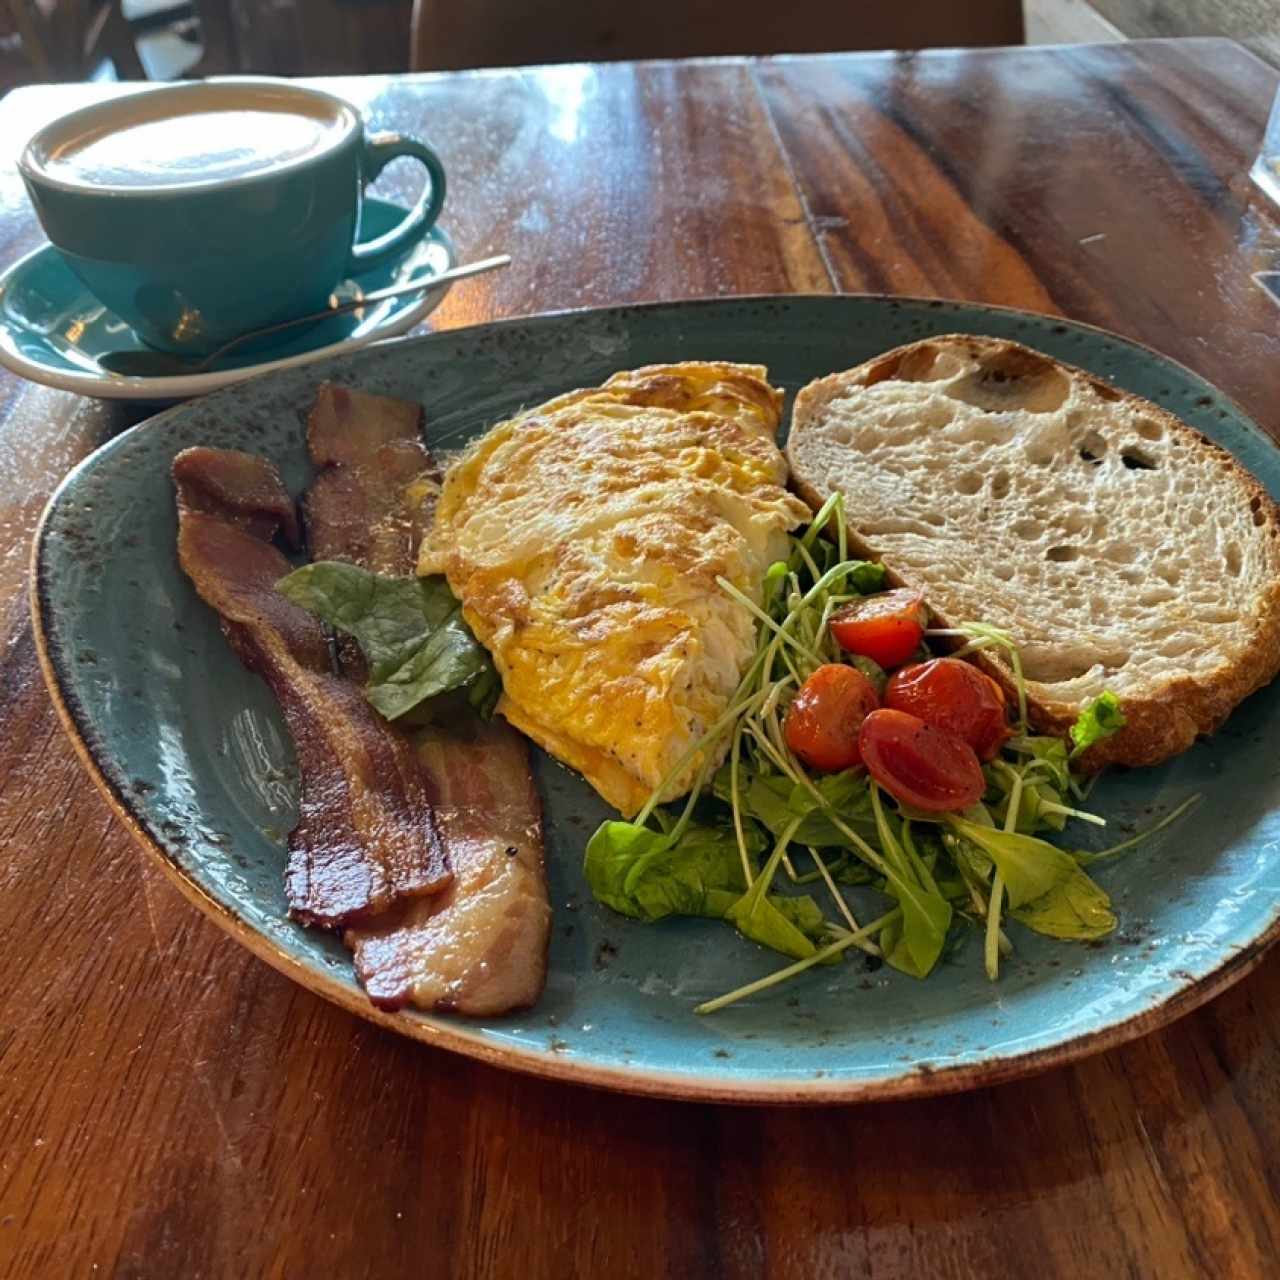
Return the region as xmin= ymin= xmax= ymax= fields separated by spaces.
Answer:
xmin=410 ymin=0 xmax=1025 ymax=71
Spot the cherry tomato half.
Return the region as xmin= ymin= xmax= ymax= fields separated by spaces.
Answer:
xmin=830 ymin=588 xmax=927 ymax=669
xmin=784 ymin=664 xmax=881 ymax=772
xmin=857 ymin=708 xmax=986 ymax=812
xmin=885 ymin=657 xmax=1010 ymax=762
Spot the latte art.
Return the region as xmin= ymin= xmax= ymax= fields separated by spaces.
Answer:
xmin=33 ymin=99 xmax=350 ymax=190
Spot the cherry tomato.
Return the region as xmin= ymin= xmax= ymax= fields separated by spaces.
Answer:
xmin=885 ymin=657 xmax=1010 ymax=762
xmin=830 ymin=589 xmax=927 ymax=668
xmin=784 ymin=664 xmax=881 ymax=772
xmin=857 ymin=708 xmax=986 ymax=812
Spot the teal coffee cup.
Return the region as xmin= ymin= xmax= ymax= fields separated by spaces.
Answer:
xmin=18 ymin=79 xmax=446 ymax=354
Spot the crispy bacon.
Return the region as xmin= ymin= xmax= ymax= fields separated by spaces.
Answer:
xmin=303 ymin=383 xmax=552 ymax=1014
xmin=346 ymin=718 xmax=550 ymax=1014
xmin=306 ymin=381 xmax=424 ymax=467
xmin=306 ymin=438 xmax=438 ymax=575
xmin=172 ymin=446 xmax=302 ymax=547
xmin=305 ymin=384 xmax=440 ymax=675
xmin=173 ymin=447 xmax=450 ymax=928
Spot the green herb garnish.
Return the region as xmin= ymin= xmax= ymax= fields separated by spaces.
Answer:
xmin=277 ymin=561 xmax=498 ymax=719
xmin=1069 ymin=691 xmax=1127 ymax=759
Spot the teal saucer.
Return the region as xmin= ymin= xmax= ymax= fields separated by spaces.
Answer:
xmin=0 ymin=197 xmax=455 ymax=401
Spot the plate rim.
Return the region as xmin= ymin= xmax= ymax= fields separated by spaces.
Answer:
xmin=0 ymin=218 xmax=457 ymax=400
xmin=28 ymin=292 xmax=1280 ymax=1104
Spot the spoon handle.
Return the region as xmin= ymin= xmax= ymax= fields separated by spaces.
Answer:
xmin=199 ymin=254 xmax=511 ymax=367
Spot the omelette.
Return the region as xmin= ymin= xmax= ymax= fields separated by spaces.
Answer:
xmin=418 ymin=362 xmax=810 ymax=816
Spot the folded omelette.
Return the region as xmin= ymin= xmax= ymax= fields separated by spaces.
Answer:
xmin=418 ymin=362 xmax=810 ymax=816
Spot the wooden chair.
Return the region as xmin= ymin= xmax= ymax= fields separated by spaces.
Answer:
xmin=410 ymin=0 xmax=1025 ymax=72
xmin=6 ymin=0 xmax=145 ymax=80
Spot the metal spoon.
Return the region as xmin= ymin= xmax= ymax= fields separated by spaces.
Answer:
xmin=97 ymin=254 xmax=512 ymax=378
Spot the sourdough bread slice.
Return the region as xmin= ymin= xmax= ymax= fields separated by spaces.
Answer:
xmin=787 ymin=334 xmax=1280 ymax=769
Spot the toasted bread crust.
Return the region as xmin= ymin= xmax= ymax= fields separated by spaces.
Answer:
xmin=788 ymin=334 xmax=1280 ymax=771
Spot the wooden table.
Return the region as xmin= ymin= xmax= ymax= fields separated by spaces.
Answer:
xmin=2 ymin=38 xmax=1279 ymax=1279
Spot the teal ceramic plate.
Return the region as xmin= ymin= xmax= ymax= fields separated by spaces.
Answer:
xmin=0 ymin=197 xmax=455 ymax=401
xmin=32 ymin=297 xmax=1280 ymax=1103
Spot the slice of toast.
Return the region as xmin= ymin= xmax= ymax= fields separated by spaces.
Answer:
xmin=786 ymin=334 xmax=1280 ymax=769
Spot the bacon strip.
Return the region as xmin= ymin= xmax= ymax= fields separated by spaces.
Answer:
xmin=172 ymin=444 xmax=302 ymax=546
xmin=303 ymin=383 xmax=552 ymax=1014
xmin=306 ymin=381 xmax=425 ymax=467
xmin=348 ymin=718 xmax=550 ymax=1014
xmin=304 ymin=385 xmax=440 ymax=676
xmin=173 ymin=447 xmax=450 ymax=928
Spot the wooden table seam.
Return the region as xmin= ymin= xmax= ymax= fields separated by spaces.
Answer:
xmin=746 ymin=59 xmax=842 ymax=294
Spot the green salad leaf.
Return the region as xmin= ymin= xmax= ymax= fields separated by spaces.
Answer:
xmin=1069 ymin=691 xmax=1126 ymax=759
xmin=871 ymin=785 xmax=952 ymax=978
xmin=583 ymin=818 xmax=831 ymax=958
xmin=985 ymin=760 xmax=1067 ymax=835
xmin=584 ymin=820 xmax=759 ymax=922
xmin=947 ymin=817 xmax=1116 ymax=941
xmin=713 ymin=765 xmax=875 ymax=847
xmin=843 ymin=561 xmax=888 ymax=595
xmin=877 ymin=887 xmax=952 ymax=978
xmin=771 ymin=893 xmax=828 ymax=938
xmin=277 ymin=561 xmax=498 ymax=720
xmin=946 ymin=818 xmax=1078 ymax=909
xmin=727 ymin=871 xmax=820 ymax=961
xmin=583 ymin=820 xmax=676 ymax=919
xmin=1010 ymin=869 xmax=1116 ymax=940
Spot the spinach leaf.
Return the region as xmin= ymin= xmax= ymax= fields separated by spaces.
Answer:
xmin=879 ymin=881 xmax=952 ymax=978
xmin=946 ymin=818 xmax=1077 ymax=908
xmin=712 ymin=765 xmax=876 ymax=847
xmin=727 ymin=886 xmax=820 ymax=961
xmin=1010 ymin=868 xmax=1116 ymax=940
xmin=870 ymin=785 xmax=952 ymax=978
xmin=1069 ymin=691 xmax=1126 ymax=759
xmin=583 ymin=821 xmax=672 ymax=918
xmin=583 ymin=818 xmax=831 ymax=957
xmin=771 ymin=893 xmax=828 ymax=939
xmin=277 ymin=562 xmax=498 ymax=720
xmin=584 ymin=819 xmax=758 ymax=920
xmin=626 ymin=823 xmax=764 ymax=922
xmin=723 ymin=830 xmax=829 ymax=961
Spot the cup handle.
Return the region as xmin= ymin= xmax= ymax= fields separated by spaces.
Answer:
xmin=348 ymin=131 xmax=447 ymax=272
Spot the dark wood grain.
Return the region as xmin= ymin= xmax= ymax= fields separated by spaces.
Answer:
xmin=756 ymin=39 xmax=1280 ymax=430
xmin=2 ymin=41 xmax=1280 ymax=1280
